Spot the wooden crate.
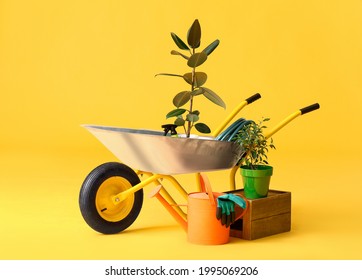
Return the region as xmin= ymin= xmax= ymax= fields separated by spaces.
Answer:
xmin=228 ymin=189 xmax=291 ymax=240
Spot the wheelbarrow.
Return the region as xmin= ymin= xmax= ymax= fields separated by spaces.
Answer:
xmin=79 ymin=94 xmax=320 ymax=234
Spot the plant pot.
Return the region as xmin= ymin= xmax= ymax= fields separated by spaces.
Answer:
xmin=240 ymin=165 xmax=273 ymax=199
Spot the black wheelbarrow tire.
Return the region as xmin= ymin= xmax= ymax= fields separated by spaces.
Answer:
xmin=79 ymin=162 xmax=143 ymax=234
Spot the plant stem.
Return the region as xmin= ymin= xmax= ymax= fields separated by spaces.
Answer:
xmin=187 ymin=82 xmax=194 ymax=137
xmin=187 ymin=48 xmax=196 ymax=137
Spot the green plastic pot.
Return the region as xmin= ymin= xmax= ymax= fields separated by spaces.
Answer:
xmin=240 ymin=165 xmax=273 ymax=199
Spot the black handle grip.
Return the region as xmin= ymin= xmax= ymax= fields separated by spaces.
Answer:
xmin=245 ymin=93 xmax=261 ymax=104
xmin=300 ymin=103 xmax=320 ymax=115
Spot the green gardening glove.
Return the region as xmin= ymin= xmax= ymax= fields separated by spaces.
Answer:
xmin=216 ymin=194 xmax=247 ymax=227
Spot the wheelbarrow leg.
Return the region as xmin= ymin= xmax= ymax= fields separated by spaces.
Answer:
xmin=112 ymin=173 xmax=188 ymax=220
xmin=138 ymin=171 xmax=188 ymax=220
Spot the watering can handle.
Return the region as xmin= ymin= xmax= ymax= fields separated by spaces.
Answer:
xmin=198 ymin=173 xmax=215 ymax=206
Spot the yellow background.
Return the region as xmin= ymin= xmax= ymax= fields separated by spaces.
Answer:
xmin=1 ymin=0 xmax=362 ymax=259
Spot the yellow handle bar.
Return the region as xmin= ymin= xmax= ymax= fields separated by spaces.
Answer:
xmin=229 ymin=102 xmax=320 ymax=190
xmin=212 ymin=93 xmax=261 ymax=137
xmin=264 ymin=103 xmax=320 ymax=139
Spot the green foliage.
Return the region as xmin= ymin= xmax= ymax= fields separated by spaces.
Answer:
xmin=203 ymin=40 xmax=220 ymax=55
xmin=187 ymin=19 xmax=201 ymax=48
xmin=187 ymin=52 xmax=207 ymax=67
xmin=234 ymin=118 xmax=276 ymax=169
xmin=171 ymin=33 xmax=190 ymax=50
xmin=156 ymin=19 xmax=225 ymax=137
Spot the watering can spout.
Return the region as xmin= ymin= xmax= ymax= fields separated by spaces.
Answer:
xmin=148 ymin=185 xmax=187 ymax=232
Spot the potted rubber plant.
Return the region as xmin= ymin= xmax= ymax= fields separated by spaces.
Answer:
xmin=156 ymin=19 xmax=226 ymax=138
xmin=234 ymin=118 xmax=276 ymax=199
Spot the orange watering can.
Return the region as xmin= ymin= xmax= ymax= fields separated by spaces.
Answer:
xmin=149 ymin=174 xmax=248 ymax=245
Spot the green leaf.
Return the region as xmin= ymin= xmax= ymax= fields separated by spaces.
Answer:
xmin=171 ymin=32 xmax=190 ymax=50
xmin=201 ymin=87 xmax=226 ymax=109
xmin=191 ymin=88 xmax=204 ymax=96
xmin=194 ymin=72 xmax=207 ymax=87
xmin=171 ymin=50 xmax=190 ymax=60
xmin=187 ymin=19 xmax=201 ymax=48
xmin=195 ymin=123 xmax=211 ymax=133
xmin=174 ymin=117 xmax=185 ymax=126
xmin=202 ymin=39 xmax=220 ymax=56
xmin=155 ymin=73 xmax=183 ymax=78
xmin=186 ymin=113 xmax=199 ymax=122
xmin=192 ymin=110 xmax=200 ymax=115
xmin=183 ymin=72 xmax=207 ymax=87
xmin=187 ymin=52 xmax=207 ymax=68
xmin=235 ymin=117 xmax=276 ymax=167
xmin=166 ymin=108 xmax=186 ymax=118
xmin=173 ymin=91 xmax=191 ymax=108
xmin=183 ymin=73 xmax=193 ymax=85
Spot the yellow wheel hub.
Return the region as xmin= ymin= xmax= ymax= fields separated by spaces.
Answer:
xmin=96 ymin=176 xmax=135 ymax=222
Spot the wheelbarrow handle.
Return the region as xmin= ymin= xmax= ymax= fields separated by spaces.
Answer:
xmin=245 ymin=93 xmax=261 ymax=104
xmin=264 ymin=102 xmax=320 ymax=139
xmin=300 ymin=103 xmax=320 ymax=115
xmin=229 ymin=102 xmax=320 ymax=190
xmin=212 ymin=93 xmax=261 ymax=137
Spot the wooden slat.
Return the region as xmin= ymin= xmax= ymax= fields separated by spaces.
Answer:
xmin=249 ymin=191 xmax=291 ymax=220
xmin=229 ymin=189 xmax=291 ymax=240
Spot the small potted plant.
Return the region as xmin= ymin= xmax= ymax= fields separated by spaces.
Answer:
xmin=156 ymin=19 xmax=226 ymax=138
xmin=234 ymin=118 xmax=276 ymax=199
